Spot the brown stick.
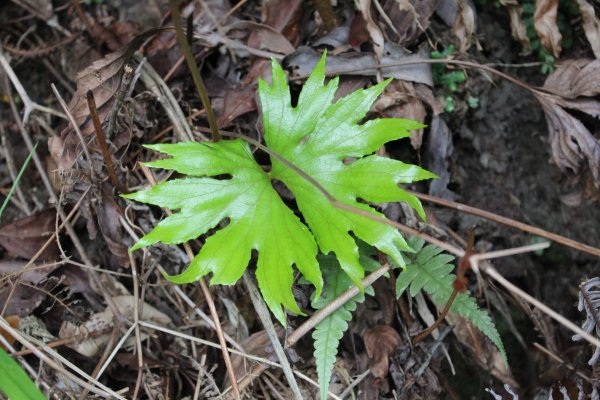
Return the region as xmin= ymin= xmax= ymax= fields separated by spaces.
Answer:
xmin=86 ymin=90 xmax=127 ymax=194
xmin=411 ymin=191 xmax=600 ymax=258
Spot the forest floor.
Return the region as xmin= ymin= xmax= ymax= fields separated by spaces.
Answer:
xmin=1 ymin=0 xmax=600 ymax=399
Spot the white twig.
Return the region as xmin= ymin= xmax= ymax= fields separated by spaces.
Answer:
xmin=138 ymin=320 xmax=340 ymax=399
xmin=0 ymin=317 xmax=126 ymax=399
xmin=0 ymin=49 xmax=66 ymax=123
xmin=469 ymin=242 xmax=600 ymax=350
xmin=242 ymin=272 xmax=303 ymax=400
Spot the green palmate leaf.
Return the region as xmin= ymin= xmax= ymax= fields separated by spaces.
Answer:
xmin=125 ymin=54 xmax=434 ymax=325
xmin=312 ymin=245 xmax=378 ymax=400
xmin=0 ymin=347 xmax=46 ymax=400
xmin=395 ymin=237 xmax=507 ymax=363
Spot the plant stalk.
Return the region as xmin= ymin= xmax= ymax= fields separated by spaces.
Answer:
xmin=169 ymin=0 xmax=220 ymax=142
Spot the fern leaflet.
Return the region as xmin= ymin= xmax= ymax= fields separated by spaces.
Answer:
xmin=395 ymin=236 xmax=507 ymax=363
xmin=312 ymin=247 xmax=378 ymax=400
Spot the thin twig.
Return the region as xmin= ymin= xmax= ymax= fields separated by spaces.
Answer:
xmin=242 ymin=272 xmax=303 ymax=400
xmin=286 ymin=264 xmax=391 ymax=348
xmin=51 ymin=84 xmax=95 ymax=180
xmin=0 ymin=317 xmax=127 ymax=399
xmin=469 ymin=244 xmax=600 ymax=349
xmin=86 ymin=90 xmax=127 ymax=193
xmin=411 ymin=191 xmax=600 ymax=258
xmin=169 ymin=0 xmax=220 ymax=141
xmin=105 ymin=64 xmax=134 ymax=139
xmin=0 ymin=47 xmax=66 ymax=122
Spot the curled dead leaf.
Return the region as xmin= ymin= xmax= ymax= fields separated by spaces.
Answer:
xmin=499 ymin=0 xmax=531 ymax=54
xmin=230 ymin=327 xmax=284 ymax=384
xmin=358 ymin=0 xmax=385 ymax=60
xmin=380 ymin=0 xmax=438 ymax=47
xmin=537 ymin=94 xmax=600 ymax=186
xmin=538 ymin=60 xmax=600 ymax=190
xmin=49 ymin=28 xmax=163 ymax=173
xmin=453 ymin=0 xmax=476 ymax=53
xmin=363 ymin=325 xmax=402 ymax=379
xmin=0 ymin=210 xmax=59 ymax=260
xmin=534 ymin=0 xmax=562 ymax=57
xmin=575 ymin=0 xmax=600 ymax=59
xmin=543 ymin=59 xmax=600 ymax=98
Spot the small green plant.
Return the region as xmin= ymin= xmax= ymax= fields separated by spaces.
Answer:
xmin=431 ymin=46 xmax=472 ymax=112
xmin=312 ymin=243 xmax=379 ymax=400
xmin=125 ymin=55 xmax=505 ymax=397
xmin=395 ymin=237 xmax=506 ymax=362
xmin=125 ymin=54 xmax=434 ymax=325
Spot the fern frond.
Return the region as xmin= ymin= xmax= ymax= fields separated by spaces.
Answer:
xmin=395 ymin=237 xmax=507 ymax=363
xmin=312 ymin=249 xmax=377 ymax=400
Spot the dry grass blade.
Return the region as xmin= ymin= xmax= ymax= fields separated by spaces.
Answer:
xmin=0 ymin=317 xmax=126 ymax=399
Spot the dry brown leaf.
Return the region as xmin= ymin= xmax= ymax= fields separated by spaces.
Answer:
xmin=363 ymin=325 xmax=401 ymax=379
xmin=538 ymin=60 xmax=600 ymax=190
xmin=537 ymin=94 xmax=600 ymax=186
xmin=0 ymin=210 xmax=58 ymax=260
xmin=425 ymin=116 xmax=457 ymax=200
xmin=446 ymin=313 xmax=518 ymax=387
xmin=381 ymin=0 xmax=438 ymax=46
xmin=544 ymin=59 xmax=600 ymax=98
xmin=358 ymin=0 xmax=386 ymax=60
xmin=534 ymin=0 xmax=562 ymax=57
xmin=373 ymin=80 xmax=427 ymax=148
xmin=0 ymin=315 xmax=20 ymax=350
xmin=576 ymin=0 xmax=600 ymax=59
xmin=349 ymin=12 xmax=371 ymax=50
xmin=500 ymin=0 xmax=532 ymax=53
xmin=218 ymin=86 xmax=257 ymax=128
xmin=284 ymin=45 xmax=433 ymax=86
xmin=453 ymin=0 xmax=476 ymax=53
xmin=49 ymin=29 xmax=162 ymax=173
xmin=230 ymin=327 xmax=284 ymax=383
xmin=59 ymin=295 xmax=171 ymax=357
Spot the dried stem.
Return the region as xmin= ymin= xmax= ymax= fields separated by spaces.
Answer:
xmin=86 ymin=90 xmax=127 ymax=194
xmin=169 ymin=0 xmax=220 ymax=141
xmin=411 ymin=191 xmax=600 ymax=258
xmin=242 ymin=272 xmax=303 ymax=400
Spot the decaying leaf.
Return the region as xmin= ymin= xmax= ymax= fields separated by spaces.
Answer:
xmin=572 ymin=277 xmax=600 ymax=365
xmin=284 ymin=45 xmax=433 ymax=86
xmin=0 ymin=259 xmax=61 ymax=318
xmin=576 ymin=0 xmax=600 ymax=59
xmin=230 ymin=327 xmax=284 ymax=383
xmin=0 ymin=316 xmax=20 ymax=349
xmin=358 ymin=0 xmax=386 ymax=60
xmin=543 ymin=59 xmax=600 ymax=98
xmin=446 ymin=312 xmax=518 ymax=387
xmin=500 ymin=0 xmax=531 ymax=53
xmin=0 ymin=210 xmax=58 ymax=260
xmin=49 ymin=29 xmax=161 ymax=172
xmin=217 ymin=86 xmax=257 ymax=128
xmin=453 ymin=0 xmax=476 ymax=53
xmin=363 ymin=325 xmax=402 ymax=379
xmin=373 ymin=80 xmax=441 ymax=149
xmin=59 ymin=295 xmax=172 ymax=357
xmin=425 ymin=116 xmax=456 ymax=199
xmin=534 ymin=0 xmax=562 ymax=57
xmin=380 ymin=0 xmax=438 ymax=46
xmin=536 ymin=60 xmax=600 ymax=190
